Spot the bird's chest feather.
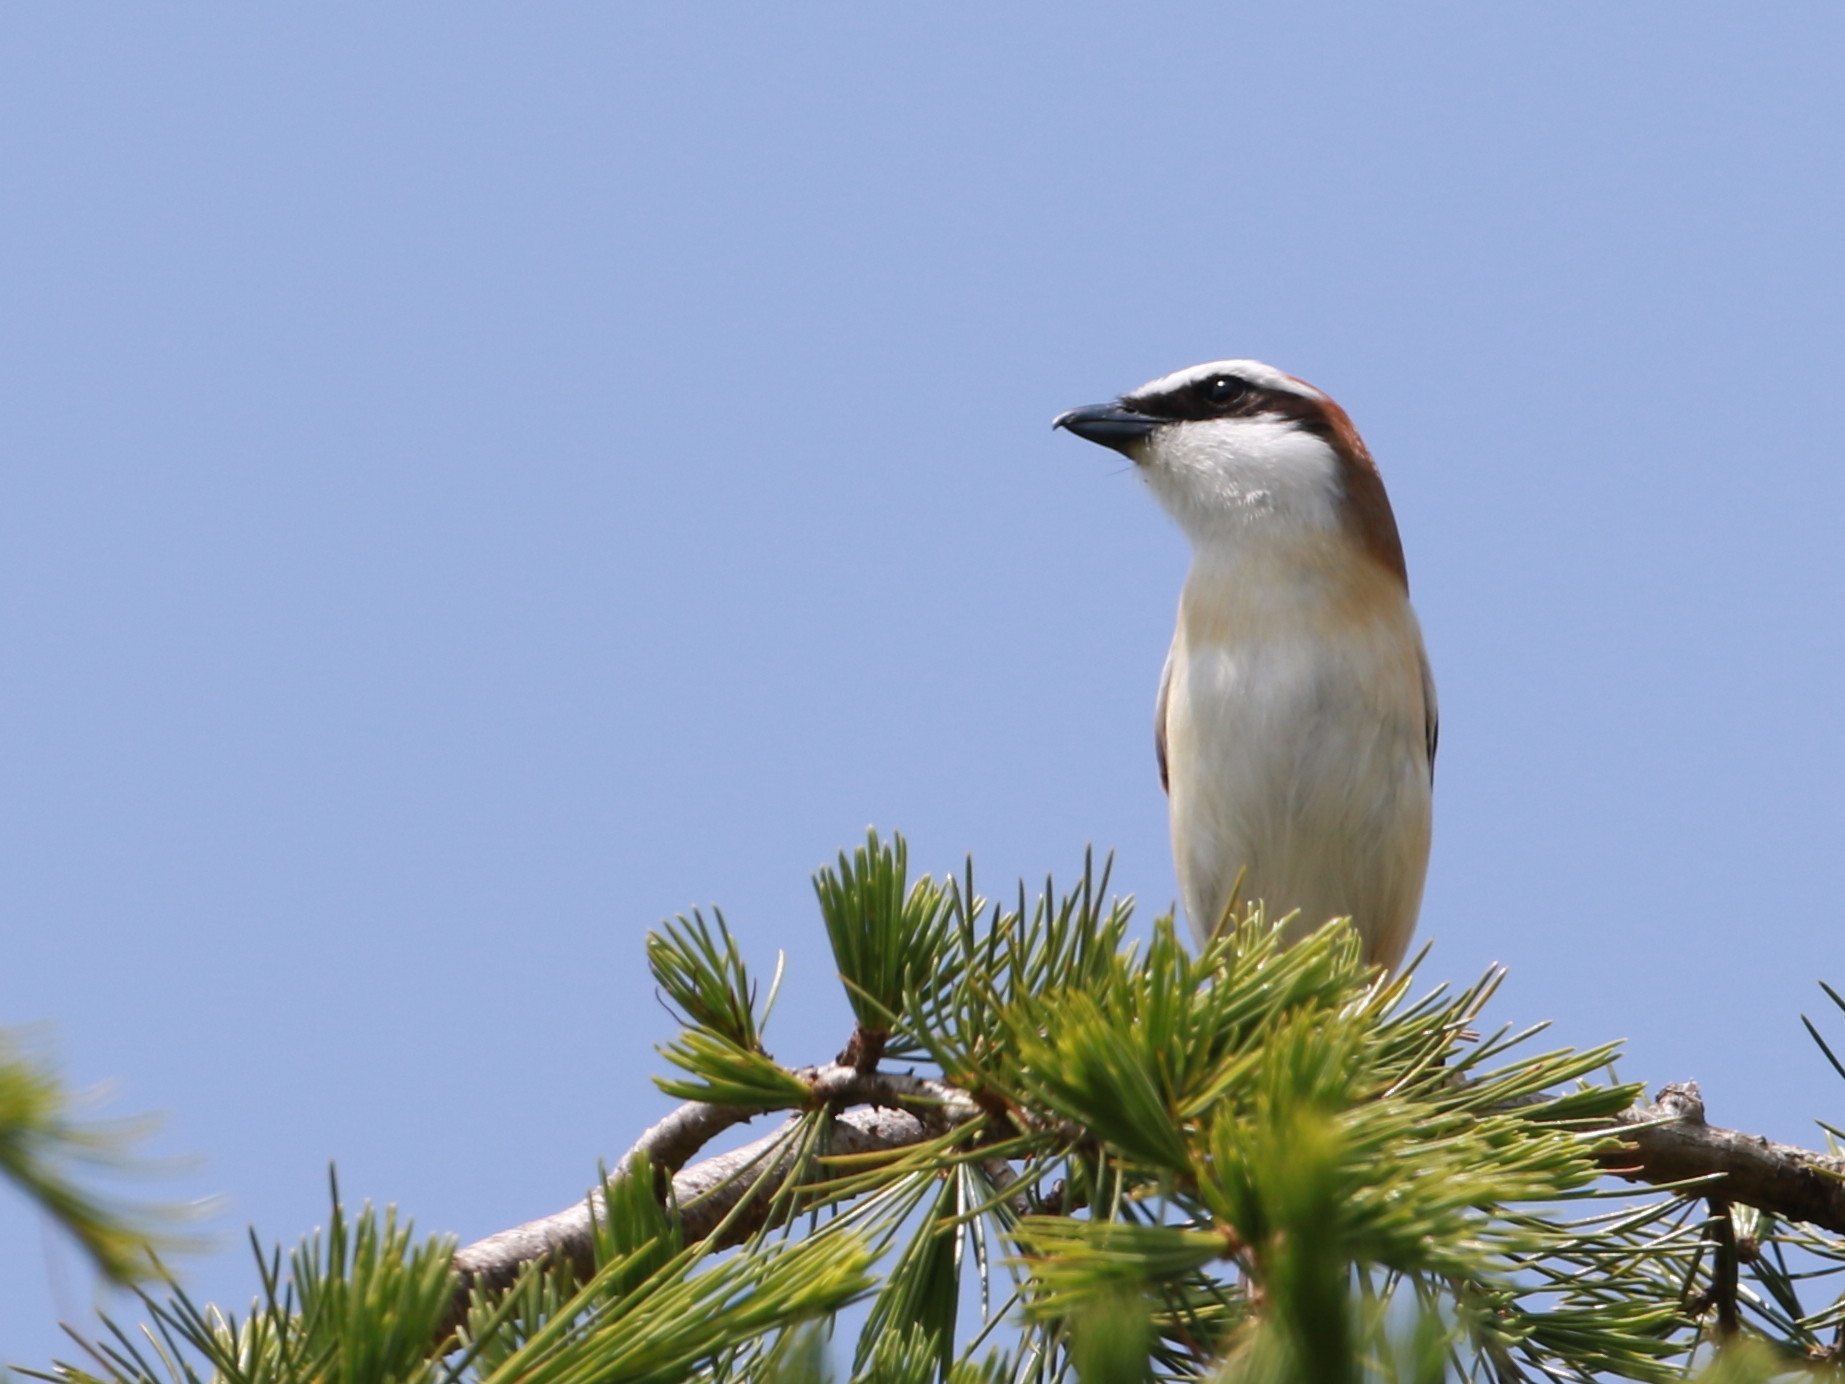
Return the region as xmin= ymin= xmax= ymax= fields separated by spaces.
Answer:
xmin=1165 ymin=540 xmax=1427 ymax=813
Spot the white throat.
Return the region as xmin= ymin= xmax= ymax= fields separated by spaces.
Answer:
xmin=1139 ymin=419 xmax=1344 ymax=550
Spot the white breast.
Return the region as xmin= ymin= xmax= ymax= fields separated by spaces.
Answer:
xmin=1163 ymin=536 xmax=1433 ymax=968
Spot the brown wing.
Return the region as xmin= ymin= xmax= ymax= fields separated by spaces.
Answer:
xmin=1419 ymin=644 xmax=1439 ymax=783
xmin=1155 ymin=647 xmax=1173 ymax=794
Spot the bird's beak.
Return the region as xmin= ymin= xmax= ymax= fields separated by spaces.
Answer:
xmin=1052 ymin=402 xmax=1162 ymax=456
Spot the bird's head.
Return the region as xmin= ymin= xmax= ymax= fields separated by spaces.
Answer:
xmin=1054 ymin=359 xmax=1406 ymax=580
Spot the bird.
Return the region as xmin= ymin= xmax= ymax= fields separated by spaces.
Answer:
xmin=1054 ymin=360 xmax=1435 ymax=971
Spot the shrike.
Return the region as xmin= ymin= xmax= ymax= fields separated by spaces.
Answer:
xmin=1055 ymin=360 xmax=1434 ymax=971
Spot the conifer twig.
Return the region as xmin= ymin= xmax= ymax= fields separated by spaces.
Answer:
xmin=444 ymin=1064 xmax=974 ymax=1332
xmin=1605 ymin=1082 xmax=1845 ymax=1233
xmin=445 ymin=1072 xmax=1845 ymax=1342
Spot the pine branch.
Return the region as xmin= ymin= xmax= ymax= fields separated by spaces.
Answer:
xmin=428 ymin=847 xmax=1845 ymax=1378
xmin=444 ymin=1064 xmax=976 ymax=1334
xmin=1606 ymin=1081 xmax=1845 ymax=1233
xmin=43 ymin=835 xmax=1845 ymax=1384
xmin=0 ymin=1027 xmax=201 ymax=1284
xmin=443 ymin=1073 xmax=1845 ymax=1344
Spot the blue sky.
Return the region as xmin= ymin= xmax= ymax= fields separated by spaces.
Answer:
xmin=4 ymin=4 xmax=1844 ymax=1366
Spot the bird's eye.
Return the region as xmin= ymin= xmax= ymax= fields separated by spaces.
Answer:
xmin=1201 ymin=375 xmax=1249 ymax=406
